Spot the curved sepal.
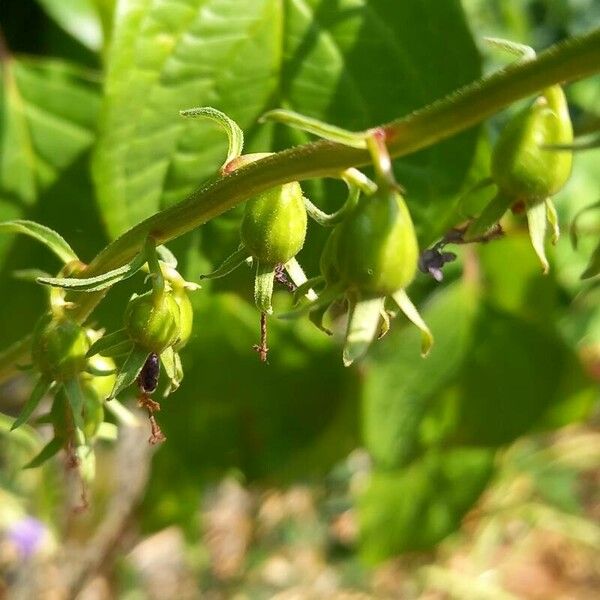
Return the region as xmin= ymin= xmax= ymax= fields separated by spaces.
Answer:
xmin=23 ymin=437 xmax=63 ymax=469
xmin=464 ymin=191 xmax=512 ymax=242
xmin=260 ymin=109 xmax=367 ymax=149
xmin=392 ymin=289 xmax=433 ymax=357
xmin=86 ymin=329 xmax=132 ymax=358
xmin=180 ymin=107 xmax=244 ymax=172
xmin=343 ymin=297 xmax=384 ymax=367
xmin=200 ymin=246 xmax=250 ymax=280
xmin=526 ymin=200 xmax=550 ymax=273
xmin=108 ymin=347 xmax=149 ymax=400
xmin=254 ymin=262 xmax=275 ymax=315
xmin=11 ymin=377 xmax=53 ymax=430
xmin=545 ymin=198 xmax=560 ymax=244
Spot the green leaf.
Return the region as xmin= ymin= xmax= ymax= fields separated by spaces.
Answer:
xmin=581 ymin=240 xmax=600 ymax=279
xmin=11 ymin=377 xmax=53 ymax=430
xmin=37 ymin=251 xmax=146 ymax=291
xmin=23 ymin=436 xmax=63 ymax=469
xmin=109 ymin=347 xmax=148 ymax=400
xmin=0 ymin=58 xmax=100 ymax=205
xmin=455 ymin=306 xmax=578 ymax=446
xmin=0 ymin=219 xmax=79 ymax=263
xmin=86 ymin=329 xmax=131 ymax=358
xmin=36 ymin=0 xmax=104 ymax=51
xmin=63 ymin=378 xmax=86 ymax=431
xmin=363 ymin=281 xmax=479 ymax=468
xmin=92 ymin=0 xmax=480 ymax=238
xmin=358 ymin=447 xmax=494 ymax=562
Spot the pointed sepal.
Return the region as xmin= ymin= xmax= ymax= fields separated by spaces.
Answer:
xmin=392 ymin=289 xmax=433 ymax=357
xmin=11 ymin=377 xmax=53 ymax=430
xmin=108 ymin=347 xmax=149 ymax=400
xmin=86 ymin=329 xmax=132 ymax=358
xmin=200 ymin=246 xmax=250 ymax=280
xmin=343 ymin=297 xmax=384 ymax=366
xmin=464 ymin=191 xmax=512 ymax=242
xmin=23 ymin=437 xmax=63 ymax=469
xmin=545 ymin=198 xmax=560 ymax=244
xmin=254 ymin=262 xmax=275 ymax=315
xmin=526 ymin=201 xmax=550 ymax=273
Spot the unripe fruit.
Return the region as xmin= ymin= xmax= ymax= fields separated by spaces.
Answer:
xmin=124 ymin=291 xmax=181 ymax=353
xmin=32 ymin=315 xmax=90 ymax=381
xmin=335 ymin=190 xmax=418 ymax=297
xmin=240 ymin=182 xmax=307 ymax=265
xmin=491 ymin=86 xmax=573 ymax=205
xmin=173 ymin=290 xmax=193 ymax=351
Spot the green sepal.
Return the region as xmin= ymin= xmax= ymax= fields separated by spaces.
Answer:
xmin=545 ymin=198 xmax=560 ymax=244
xmin=160 ymin=346 xmax=181 ymax=396
xmin=526 ymin=200 xmax=550 ymax=273
xmin=260 ymin=109 xmax=367 ymax=149
xmin=85 ymin=365 xmax=117 ymax=377
xmin=343 ymin=297 xmax=384 ymax=367
xmin=200 ymin=246 xmax=250 ymax=280
xmin=392 ymin=289 xmax=434 ymax=357
xmin=38 ymin=252 xmax=146 ymax=292
xmin=308 ymin=302 xmax=333 ymax=336
xmin=12 ymin=268 xmax=52 ymax=283
xmin=108 ymin=347 xmax=149 ymax=400
xmin=97 ymin=340 xmax=134 ymax=358
xmin=377 ymin=308 xmax=391 ymax=339
xmin=254 ymin=262 xmax=275 ymax=315
xmin=464 ymin=191 xmax=512 ymax=241
xmin=284 ymin=257 xmax=318 ymax=301
xmin=280 ymin=283 xmax=343 ymax=320
xmin=63 ymin=378 xmax=86 ymax=431
xmin=292 ymin=275 xmax=325 ymax=305
xmin=581 ymin=241 xmax=600 ymax=279
xmin=180 ymin=107 xmax=244 ymax=170
xmin=303 ymin=185 xmax=360 ymax=227
xmin=86 ymin=329 xmax=132 ymax=358
xmin=156 ymin=245 xmax=178 ymax=267
xmin=544 ymin=135 xmax=600 ymax=151
xmin=11 ymin=377 xmax=53 ymax=430
xmin=23 ymin=437 xmax=63 ymax=469
xmin=484 ymin=37 xmax=536 ymax=61
xmin=570 ymin=199 xmax=600 ymax=249
xmin=0 ymin=220 xmax=78 ymax=263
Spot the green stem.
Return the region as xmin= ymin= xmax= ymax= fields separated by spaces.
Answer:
xmin=1 ymin=29 xmax=599 ymax=379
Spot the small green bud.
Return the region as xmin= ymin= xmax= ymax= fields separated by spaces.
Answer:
xmin=335 ymin=189 xmax=418 ymax=297
xmin=32 ymin=315 xmax=90 ymax=381
xmin=124 ymin=291 xmax=181 ymax=353
xmin=240 ymin=182 xmax=307 ymax=266
xmin=491 ymin=86 xmax=573 ymax=206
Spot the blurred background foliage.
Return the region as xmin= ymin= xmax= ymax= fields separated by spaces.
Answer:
xmin=0 ymin=0 xmax=599 ymax=597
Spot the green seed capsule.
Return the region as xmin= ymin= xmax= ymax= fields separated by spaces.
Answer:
xmin=335 ymin=189 xmax=419 ymax=298
xmin=491 ymin=86 xmax=573 ymax=205
xmin=32 ymin=315 xmax=90 ymax=381
xmin=173 ymin=290 xmax=193 ymax=351
xmin=124 ymin=291 xmax=181 ymax=354
xmin=240 ymin=182 xmax=307 ymax=266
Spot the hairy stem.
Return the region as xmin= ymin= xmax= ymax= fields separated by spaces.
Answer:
xmin=1 ymin=29 xmax=599 ymax=379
